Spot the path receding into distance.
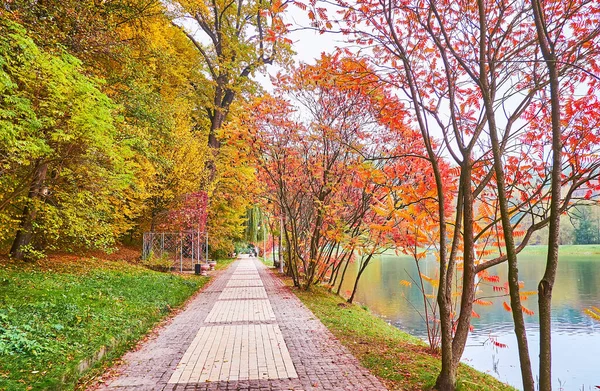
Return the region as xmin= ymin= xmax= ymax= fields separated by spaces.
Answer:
xmin=96 ymin=255 xmax=388 ymax=391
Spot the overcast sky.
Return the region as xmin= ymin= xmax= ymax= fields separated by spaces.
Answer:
xmin=253 ymin=6 xmax=348 ymax=91
xmin=172 ymin=4 xmax=345 ymax=91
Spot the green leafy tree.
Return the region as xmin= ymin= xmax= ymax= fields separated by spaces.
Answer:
xmin=0 ymin=19 xmax=129 ymax=259
xmin=4 ymin=0 xmax=155 ymax=67
xmin=245 ymin=206 xmax=266 ymax=244
xmin=573 ymin=208 xmax=599 ymax=245
xmin=108 ymin=15 xmax=211 ymax=236
xmin=170 ymin=0 xmax=291 ymax=148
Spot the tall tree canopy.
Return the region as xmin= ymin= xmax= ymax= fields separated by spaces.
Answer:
xmin=0 ymin=3 xmax=218 ymax=257
xmin=247 ymin=53 xmax=440 ymax=291
xmin=166 ymin=0 xmax=293 ymax=189
xmin=0 ymin=19 xmax=127 ymax=258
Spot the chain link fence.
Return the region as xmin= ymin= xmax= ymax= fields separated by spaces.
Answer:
xmin=142 ymin=231 xmax=207 ymax=271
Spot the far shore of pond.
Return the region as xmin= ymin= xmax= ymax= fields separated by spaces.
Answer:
xmin=379 ymin=244 xmax=600 ymax=259
xmin=520 ymin=244 xmax=600 ymax=256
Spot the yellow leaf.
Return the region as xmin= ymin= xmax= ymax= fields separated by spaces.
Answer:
xmin=420 ymin=273 xmax=439 ymax=287
xmin=520 ymin=291 xmax=537 ymax=296
xmin=584 ymin=307 xmax=600 ymax=321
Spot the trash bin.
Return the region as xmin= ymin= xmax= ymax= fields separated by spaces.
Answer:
xmin=194 ymin=263 xmax=201 ymax=275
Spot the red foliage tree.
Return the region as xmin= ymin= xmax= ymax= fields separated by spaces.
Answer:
xmin=159 ymin=191 xmax=208 ymax=234
xmin=302 ymin=0 xmax=600 ymax=389
xmin=247 ymin=53 xmax=436 ymax=292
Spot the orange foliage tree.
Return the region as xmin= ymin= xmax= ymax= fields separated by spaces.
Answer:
xmin=304 ymin=0 xmax=600 ymax=388
xmin=246 ymin=53 xmax=434 ymax=292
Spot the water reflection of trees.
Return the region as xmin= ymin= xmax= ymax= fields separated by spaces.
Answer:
xmin=346 ymin=254 xmax=600 ymax=336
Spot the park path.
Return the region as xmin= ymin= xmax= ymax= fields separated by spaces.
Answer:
xmin=96 ymin=255 xmax=387 ymax=391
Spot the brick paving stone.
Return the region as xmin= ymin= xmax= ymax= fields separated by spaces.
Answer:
xmin=229 ymin=274 xmax=261 ymax=280
xmin=226 ymin=279 xmax=264 ymax=288
xmin=94 ymin=256 xmax=387 ymax=391
xmin=204 ymin=299 xmax=276 ymax=323
xmin=218 ymin=287 xmax=268 ymax=300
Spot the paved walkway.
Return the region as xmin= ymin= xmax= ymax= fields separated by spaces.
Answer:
xmin=96 ymin=256 xmax=387 ymax=391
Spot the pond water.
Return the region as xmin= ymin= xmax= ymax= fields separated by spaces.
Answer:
xmin=337 ymin=247 xmax=600 ymax=390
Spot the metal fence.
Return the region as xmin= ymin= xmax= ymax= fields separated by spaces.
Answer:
xmin=142 ymin=231 xmax=207 ymax=271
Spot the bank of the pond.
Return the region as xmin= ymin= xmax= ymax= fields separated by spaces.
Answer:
xmin=0 ymin=251 xmax=234 ymax=391
xmin=521 ymin=244 xmax=600 ymax=256
xmin=287 ymin=280 xmax=516 ymax=391
xmin=332 ymin=244 xmax=600 ymax=389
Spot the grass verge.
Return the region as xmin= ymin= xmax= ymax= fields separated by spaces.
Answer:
xmin=0 ymin=251 xmax=234 ymax=391
xmin=284 ymin=279 xmax=516 ymax=391
xmin=259 ymin=256 xmax=274 ymax=267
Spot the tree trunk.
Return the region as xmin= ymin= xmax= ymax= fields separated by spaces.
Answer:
xmin=537 ymin=81 xmax=560 ymax=391
xmin=278 ymin=215 xmax=284 ymax=272
xmin=209 ymin=87 xmax=225 ymax=150
xmin=347 ymin=253 xmax=373 ymax=303
xmin=450 ymin=163 xmax=476 ymax=367
xmin=271 ymin=227 xmax=281 ymax=269
xmin=395 ymin=47 xmax=453 ymax=391
xmin=272 ymin=228 xmax=278 ymax=268
xmin=10 ymin=161 xmax=49 ymax=260
xmin=283 ymin=224 xmax=299 ymax=287
xmin=150 ymin=206 xmax=158 ymax=232
xmin=487 ymin=116 xmax=536 ymax=390
xmin=435 ymin=367 xmax=457 ymax=391
xmin=202 ymin=114 xmax=223 ymax=189
xmin=330 ymin=258 xmax=343 ymax=292
xmin=476 ymin=1 xmax=536 ymax=382
xmin=328 ymin=262 xmax=342 ymax=292
xmin=435 ymin=161 xmax=476 ymax=391
xmin=316 ymin=244 xmax=336 ymax=283
xmin=531 ymin=1 xmax=562 ymax=389
xmin=336 ymin=255 xmax=352 ymax=295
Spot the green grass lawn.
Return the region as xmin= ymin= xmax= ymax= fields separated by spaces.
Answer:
xmin=259 ymin=255 xmax=274 ymax=267
xmin=0 ymin=253 xmax=234 ymax=391
xmin=287 ymin=281 xmax=516 ymax=391
xmin=520 ymin=244 xmax=600 ymax=256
